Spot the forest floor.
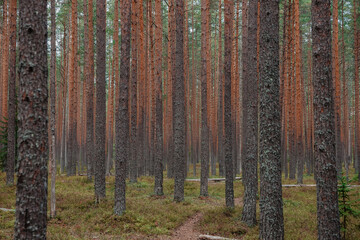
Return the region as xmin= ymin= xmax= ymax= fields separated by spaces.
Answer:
xmin=1 ymin=167 xmax=360 ymax=240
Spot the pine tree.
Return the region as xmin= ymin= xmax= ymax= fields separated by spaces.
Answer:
xmin=115 ymin=0 xmax=131 ymax=215
xmin=94 ymin=0 xmax=106 ymax=202
xmin=14 ymin=0 xmax=48 ymax=237
xmin=224 ymin=0 xmax=234 ymax=209
xmin=259 ymin=0 xmax=284 ymax=238
xmin=312 ymin=0 xmax=341 ymax=238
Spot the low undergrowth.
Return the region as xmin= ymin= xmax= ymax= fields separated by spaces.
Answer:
xmin=1 ymin=169 xmax=360 ymax=239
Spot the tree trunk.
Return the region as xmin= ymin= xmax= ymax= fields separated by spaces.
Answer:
xmin=49 ymin=0 xmax=56 ymax=218
xmin=14 ymin=0 xmax=48 ymax=237
xmin=115 ymin=0 xmax=131 ymax=215
xmin=95 ymin=0 xmax=106 ymax=202
xmin=154 ymin=0 xmax=164 ymax=196
xmin=86 ymin=0 xmax=95 ymax=181
xmin=241 ymin=0 xmax=258 ymax=225
xmin=6 ymin=0 xmax=16 ymax=186
xmin=333 ymin=0 xmax=342 ymax=175
xmin=311 ymin=0 xmax=341 ymax=238
xmin=129 ymin=0 xmax=138 ymax=183
xmin=258 ymin=0 xmax=284 ymax=238
xmin=173 ymin=0 xmax=186 ymax=202
xmin=224 ymin=0 xmax=234 ymax=209
xmin=200 ymin=0 xmax=210 ymax=197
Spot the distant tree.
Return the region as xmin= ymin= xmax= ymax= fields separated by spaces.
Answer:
xmin=258 ymin=0 xmax=284 ymax=238
xmin=224 ymin=0 xmax=234 ymax=209
xmin=333 ymin=0 xmax=342 ymax=176
xmin=50 ymin=0 xmax=56 ymax=218
xmin=95 ymin=0 xmax=106 ymax=202
xmin=312 ymin=0 xmax=341 ymax=238
xmin=6 ymin=0 xmax=17 ymax=186
xmin=200 ymin=0 xmax=210 ymax=197
xmin=67 ymin=0 xmax=78 ymax=176
xmin=86 ymin=0 xmax=95 ymax=181
xmin=14 ymin=0 xmax=48 ymax=237
xmin=114 ymin=0 xmax=131 ymax=215
xmin=354 ymin=0 xmax=360 ymax=181
xmin=154 ymin=0 xmax=164 ymax=196
xmin=241 ymin=0 xmax=258 ymax=225
xmin=173 ymin=0 xmax=186 ymax=202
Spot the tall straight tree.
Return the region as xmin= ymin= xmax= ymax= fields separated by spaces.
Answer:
xmin=95 ymin=0 xmax=106 ymax=202
xmin=200 ymin=0 xmax=210 ymax=197
xmin=259 ymin=0 xmax=284 ymax=238
xmin=173 ymin=0 xmax=186 ymax=202
xmin=6 ymin=0 xmax=17 ymax=186
xmin=50 ymin=0 xmax=56 ymax=218
xmin=14 ymin=0 xmax=48 ymax=237
xmin=224 ymin=0 xmax=234 ymax=209
xmin=241 ymin=0 xmax=258 ymax=225
xmin=115 ymin=0 xmax=131 ymax=215
xmin=354 ymin=0 xmax=360 ymax=180
xmin=129 ymin=0 xmax=138 ymax=183
xmin=311 ymin=0 xmax=341 ymax=238
xmin=67 ymin=0 xmax=78 ymax=176
xmin=332 ymin=0 xmax=342 ymax=175
xmin=86 ymin=0 xmax=95 ymax=181
xmin=154 ymin=0 xmax=164 ymax=196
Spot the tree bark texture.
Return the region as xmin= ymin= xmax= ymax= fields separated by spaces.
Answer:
xmin=173 ymin=0 xmax=186 ymax=202
xmin=241 ymin=0 xmax=258 ymax=225
xmin=115 ymin=0 xmax=131 ymax=215
xmin=224 ymin=0 xmax=234 ymax=209
xmin=311 ymin=0 xmax=341 ymax=238
xmin=95 ymin=0 xmax=106 ymax=202
xmin=258 ymin=1 xmax=284 ymax=238
xmin=15 ymin=0 xmax=48 ymax=238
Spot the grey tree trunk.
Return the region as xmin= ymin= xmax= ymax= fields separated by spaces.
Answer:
xmin=224 ymin=0 xmax=234 ymax=209
xmin=241 ymin=0 xmax=258 ymax=226
xmin=129 ymin=0 xmax=138 ymax=183
xmin=311 ymin=0 xmax=341 ymax=238
xmin=173 ymin=0 xmax=186 ymax=203
xmin=258 ymin=1 xmax=284 ymax=239
xmin=14 ymin=0 xmax=48 ymax=237
xmin=200 ymin=0 xmax=209 ymax=197
xmin=115 ymin=0 xmax=131 ymax=215
xmin=154 ymin=0 xmax=164 ymax=196
xmin=95 ymin=0 xmax=106 ymax=202
xmin=6 ymin=0 xmax=17 ymax=186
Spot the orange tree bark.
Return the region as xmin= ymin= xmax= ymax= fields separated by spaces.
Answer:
xmin=294 ymin=0 xmax=304 ymax=183
xmin=354 ymin=0 xmax=360 ymax=180
xmin=14 ymin=0 xmax=48 ymax=237
xmin=1 ymin=0 xmax=9 ymax=120
xmin=200 ymin=0 xmax=210 ymax=197
xmin=312 ymin=0 xmax=341 ymax=237
xmin=49 ymin=0 xmax=56 ymax=217
xmin=333 ymin=0 xmax=342 ymax=175
xmin=86 ymin=0 xmax=95 ymax=180
xmin=114 ymin=0 xmax=131 ymax=216
xmin=67 ymin=0 xmax=78 ymax=176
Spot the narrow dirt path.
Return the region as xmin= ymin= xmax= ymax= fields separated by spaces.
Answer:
xmin=166 ymin=212 xmax=203 ymax=240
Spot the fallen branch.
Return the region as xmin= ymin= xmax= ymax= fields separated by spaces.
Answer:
xmin=186 ymin=177 xmax=242 ymax=182
xmin=0 ymin=208 xmax=15 ymax=212
xmin=198 ymin=234 xmax=238 ymax=240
